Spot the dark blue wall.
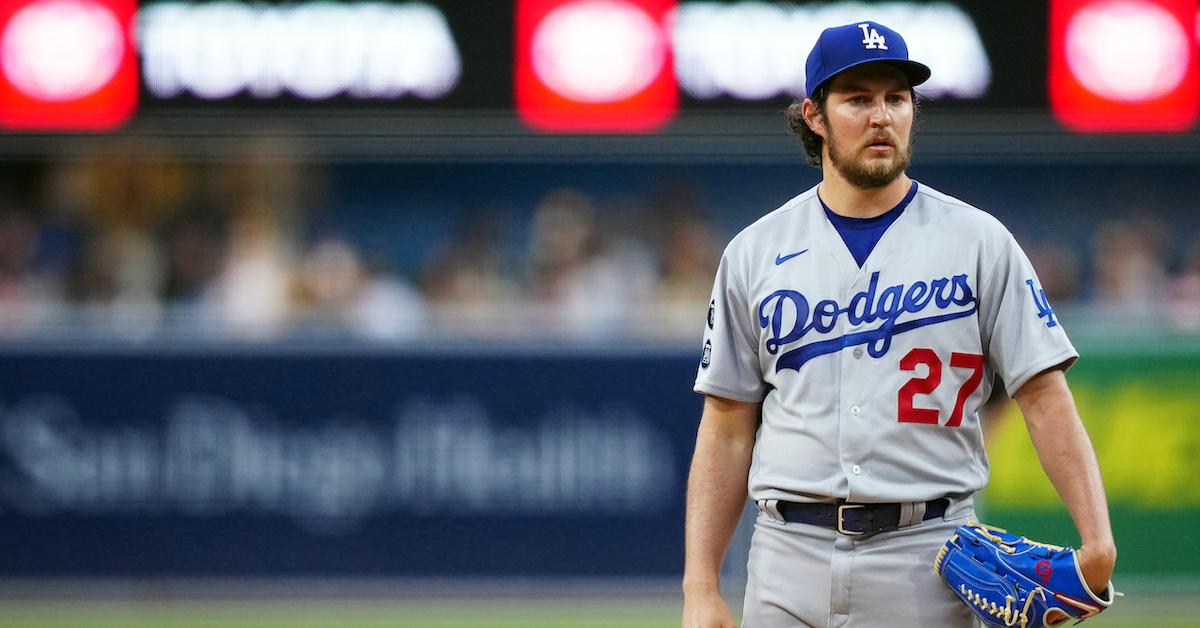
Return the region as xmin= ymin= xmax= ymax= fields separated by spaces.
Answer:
xmin=0 ymin=349 xmax=704 ymax=577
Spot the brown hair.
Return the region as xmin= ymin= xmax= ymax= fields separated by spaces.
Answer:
xmin=786 ymin=86 xmax=829 ymax=167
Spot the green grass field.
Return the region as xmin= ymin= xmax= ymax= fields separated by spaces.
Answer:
xmin=0 ymin=592 xmax=1195 ymax=628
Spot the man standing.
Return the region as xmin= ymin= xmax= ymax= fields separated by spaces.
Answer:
xmin=682 ymin=21 xmax=1116 ymax=627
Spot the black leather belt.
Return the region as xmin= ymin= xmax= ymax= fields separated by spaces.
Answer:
xmin=777 ymin=498 xmax=949 ymax=537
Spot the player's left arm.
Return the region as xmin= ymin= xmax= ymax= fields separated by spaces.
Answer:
xmin=1012 ymin=365 xmax=1116 ymax=595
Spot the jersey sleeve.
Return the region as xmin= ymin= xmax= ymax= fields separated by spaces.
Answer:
xmin=693 ymin=246 xmax=767 ymax=403
xmin=979 ymin=233 xmax=1078 ymax=395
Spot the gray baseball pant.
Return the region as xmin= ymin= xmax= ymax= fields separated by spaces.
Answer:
xmin=741 ymin=500 xmax=983 ymax=627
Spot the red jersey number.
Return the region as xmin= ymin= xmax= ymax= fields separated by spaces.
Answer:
xmin=897 ymin=348 xmax=985 ymax=427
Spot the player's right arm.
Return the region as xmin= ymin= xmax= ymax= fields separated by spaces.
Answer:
xmin=682 ymin=394 xmax=761 ymax=628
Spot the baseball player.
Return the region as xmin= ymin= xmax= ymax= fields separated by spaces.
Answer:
xmin=682 ymin=21 xmax=1116 ymax=628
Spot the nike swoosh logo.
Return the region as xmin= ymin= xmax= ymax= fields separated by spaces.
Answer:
xmin=775 ymin=249 xmax=809 ymax=265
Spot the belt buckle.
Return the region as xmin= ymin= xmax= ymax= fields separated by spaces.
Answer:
xmin=837 ymin=503 xmax=867 ymax=536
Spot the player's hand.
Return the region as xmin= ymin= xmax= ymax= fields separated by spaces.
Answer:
xmin=682 ymin=590 xmax=737 ymax=628
xmin=1076 ymin=541 xmax=1117 ymax=596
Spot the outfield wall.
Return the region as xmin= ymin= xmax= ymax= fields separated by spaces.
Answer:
xmin=0 ymin=337 xmax=1195 ymax=578
xmin=984 ymin=336 xmax=1200 ymax=576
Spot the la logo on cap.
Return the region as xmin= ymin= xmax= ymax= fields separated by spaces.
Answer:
xmin=858 ymin=23 xmax=888 ymax=50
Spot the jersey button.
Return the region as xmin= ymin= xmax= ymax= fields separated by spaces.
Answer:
xmin=851 ymin=465 xmax=862 ymax=475
xmin=853 ymin=347 xmax=864 ymax=359
xmin=850 ymin=406 xmax=861 ymax=415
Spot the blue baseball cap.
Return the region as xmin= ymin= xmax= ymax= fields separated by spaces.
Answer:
xmin=805 ymin=21 xmax=931 ymax=96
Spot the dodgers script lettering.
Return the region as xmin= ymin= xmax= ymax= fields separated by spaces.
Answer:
xmin=758 ymin=271 xmax=977 ymax=372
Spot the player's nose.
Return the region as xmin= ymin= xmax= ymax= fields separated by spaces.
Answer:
xmin=869 ymin=100 xmax=893 ymax=126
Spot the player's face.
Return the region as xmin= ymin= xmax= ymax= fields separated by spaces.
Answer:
xmin=820 ymin=65 xmax=914 ymax=189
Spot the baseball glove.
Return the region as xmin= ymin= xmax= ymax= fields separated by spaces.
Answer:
xmin=934 ymin=522 xmax=1115 ymax=628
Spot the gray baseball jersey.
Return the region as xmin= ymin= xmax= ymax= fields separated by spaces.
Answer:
xmin=695 ymin=182 xmax=1076 ymax=505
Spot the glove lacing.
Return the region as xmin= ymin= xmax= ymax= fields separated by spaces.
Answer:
xmin=971 ymin=523 xmax=1065 ymax=555
xmin=958 ymin=583 xmax=1045 ymax=628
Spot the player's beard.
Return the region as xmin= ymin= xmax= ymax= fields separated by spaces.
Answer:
xmin=825 ymin=125 xmax=912 ymax=189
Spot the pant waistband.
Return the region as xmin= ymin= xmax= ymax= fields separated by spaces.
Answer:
xmin=775 ymin=498 xmax=949 ymax=537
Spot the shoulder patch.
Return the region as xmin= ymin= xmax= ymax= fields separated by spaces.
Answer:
xmin=1025 ymin=279 xmax=1058 ymax=328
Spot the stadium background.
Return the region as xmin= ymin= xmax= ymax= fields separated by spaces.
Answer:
xmin=1 ymin=0 xmax=1198 ymax=626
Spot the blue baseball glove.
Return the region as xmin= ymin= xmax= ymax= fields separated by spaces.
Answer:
xmin=934 ymin=522 xmax=1115 ymax=628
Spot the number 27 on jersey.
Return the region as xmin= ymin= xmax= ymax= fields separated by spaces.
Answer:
xmin=897 ymin=348 xmax=985 ymax=427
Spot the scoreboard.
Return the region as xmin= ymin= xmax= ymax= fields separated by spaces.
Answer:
xmin=0 ymin=0 xmax=1196 ymax=149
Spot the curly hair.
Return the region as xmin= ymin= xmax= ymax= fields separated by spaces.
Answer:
xmin=786 ymin=86 xmax=921 ymax=168
xmin=785 ymin=86 xmax=830 ymax=168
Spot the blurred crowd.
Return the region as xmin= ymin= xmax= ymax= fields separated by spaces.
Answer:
xmin=0 ymin=156 xmax=1198 ymax=344
xmin=1019 ymin=216 xmax=1200 ymax=331
xmin=0 ymin=156 xmax=724 ymax=343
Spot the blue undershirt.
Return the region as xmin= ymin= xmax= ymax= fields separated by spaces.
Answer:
xmin=820 ymin=181 xmax=918 ymax=268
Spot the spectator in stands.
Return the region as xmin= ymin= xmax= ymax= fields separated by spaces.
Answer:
xmin=525 ymin=188 xmax=657 ymax=338
xmin=295 ymin=234 xmax=425 ymax=340
xmin=423 ymin=211 xmax=519 ymax=305
xmin=1023 ymin=238 xmax=1083 ymax=306
xmin=0 ymin=210 xmax=54 ymax=334
xmin=1167 ymin=237 xmax=1200 ymax=330
xmin=1090 ymin=217 xmax=1169 ymax=317
xmin=656 ymin=213 xmax=722 ymax=333
xmin=205 ymin=210 xmax=293 ymax=340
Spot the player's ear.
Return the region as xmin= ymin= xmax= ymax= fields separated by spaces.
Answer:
xmin=801 ymin=99 xmax=827 ymax=138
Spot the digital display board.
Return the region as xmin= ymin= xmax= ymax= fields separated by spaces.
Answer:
xmin=0 ymin=0 xmax=1196 ymax=134
xmin=0 ymin=0 xmax=139 ymax=129
xmin=1050 ymin=0 xmax=1199 ymax=132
